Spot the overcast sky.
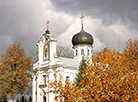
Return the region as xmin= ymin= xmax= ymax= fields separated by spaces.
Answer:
xmin=0 ymin=0 xmax=138 ymax=55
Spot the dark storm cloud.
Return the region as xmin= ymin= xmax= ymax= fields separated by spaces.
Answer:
xmin=51 ymin=0 xmax=138 ymax=51
xmin=0 ymin=0 xmax=74 ymax=55
xmin=51 ymin=0 xmax=138 ymax=28
xmin=0 ymin=0 xmax=138 ymax=56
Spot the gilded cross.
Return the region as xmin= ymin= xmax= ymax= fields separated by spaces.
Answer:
xmin=80 ymin=15 xmax=84 ymax=24
xmin=80 ymin=15 xmax=84 ymax=20
xmin=80 ymin=15 xmax=84 ymax=30
xmin=46 ymin=20 xmax=50 ymax=30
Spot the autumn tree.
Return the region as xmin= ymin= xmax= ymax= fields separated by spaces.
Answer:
xmin=74 ymin=45 xmax=137 ymax=101
xmin=123 ymin=38 xmax=138 ymax=72
xmin=45 ymin=38 xmax=138 ymax=102
xmin=47 ymin=73 xmax=76 ymax=102
xmin=0 ymin=41 xmax=32 ymax=101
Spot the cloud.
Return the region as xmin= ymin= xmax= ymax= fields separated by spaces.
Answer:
xmin=0 ymin=0 xmax=48 ymax=53
xmin=0 ymin=0 xmax=138 ymax=57
xmin=0 ymin=0 xmax=74 ymax=54
xmin=57 ymin=16 xmax=138 ymax=51
xmin=51 ymin=0 xmax=138 ymax=29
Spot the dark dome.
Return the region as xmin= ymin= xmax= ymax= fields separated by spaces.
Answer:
xmin=72 ymin=29 xmax=94 ymax=46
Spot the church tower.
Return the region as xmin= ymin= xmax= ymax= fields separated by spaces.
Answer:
xmin=33 ymin=21 xmax=57 ymax=102
xmin=72 ymin=15 xmax=94 ymax=62
xmin=37 ymin=21 xmax=57 ymax=64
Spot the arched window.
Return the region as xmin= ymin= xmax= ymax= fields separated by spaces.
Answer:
xmin=44 ymin=44 xmax=49 ymax=61
xmin=43 ymin=75 xmax=46 ymax=84
xmin=76 ymin=50 xmax=78 ymax=56
xmin=81 ymin=49 xmax=84 ymax=55
xmin=45 ymin=45 xmax=48 ymax=58
xmin=87 ymin=49 xmax=90 ymax=55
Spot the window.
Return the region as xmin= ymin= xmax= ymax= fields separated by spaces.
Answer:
xmin=87 ymin=49 xmax=90 ymax=55
xmin=46 ymin=38 xmax=48 ymax=41
xmin=43 ymin=75 xmax=46 ymax=84
xmin=76 ymin=50 xmax=78 ymax=56
xmin=45 ymin=45 xmax=48 ymax=58
xmin=81 ymin=49 xmax=84 ymax=55
xmin=43 ymin=44 xmax=49 ymax=61
xmin=45 ymin=37 xmax=49 ymax=43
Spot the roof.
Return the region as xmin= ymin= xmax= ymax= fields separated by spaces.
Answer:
xmin=58 ymin=57 xmax=79 ymax=67
xmin=33 ymin=57 xmax=79 ymax=71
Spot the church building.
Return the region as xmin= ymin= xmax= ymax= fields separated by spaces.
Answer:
xmin=32 ymin=16 xmax=94 ymax=102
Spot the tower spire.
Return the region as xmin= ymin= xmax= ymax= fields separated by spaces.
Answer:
xmin=46 ymin=20 xmax=50 ymax=34
xmin=80 ymin=15 xmax=84 ymax=30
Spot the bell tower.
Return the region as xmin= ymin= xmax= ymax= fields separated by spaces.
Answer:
xmin=37 ymin=21 xmax=57 ymax=64
xmin=72 ymin=15 xmax=94 ymax=62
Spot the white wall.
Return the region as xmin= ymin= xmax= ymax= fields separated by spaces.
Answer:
xmin=74 ymin=45 xmax=93 ymax=62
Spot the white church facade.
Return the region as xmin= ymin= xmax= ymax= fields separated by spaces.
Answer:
xmin=32 ymin=17 xmax=94 ymax=102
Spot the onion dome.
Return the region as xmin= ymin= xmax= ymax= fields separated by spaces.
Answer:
xmin=72 ymin=16 xmax=94 ymax=46
xmin=72 ymin=29 xmax=93 ymax=46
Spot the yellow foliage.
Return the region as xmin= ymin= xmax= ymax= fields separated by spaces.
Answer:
xmin=0 ymin=41 xmax=32 ymax=99
xmin=46 ymin=38 xmax=138 ymax=102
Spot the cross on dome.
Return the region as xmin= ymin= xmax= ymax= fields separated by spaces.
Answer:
xmin=45 ymin=20 xmax=50 ymax=34
xmin=72 ymin=15 xmax=94 ymax=46
xmin=80 ymin=15 xmax=84 ymax=30
xmin=46 ymin=20 xmax=50 ymax=30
